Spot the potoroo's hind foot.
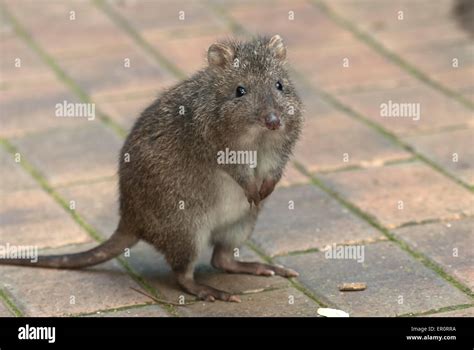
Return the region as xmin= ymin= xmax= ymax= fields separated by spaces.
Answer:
xmin=176 ymin=272 xmax=241 ymax=303
xmin=211 ymin=245 xmax=299 ymax=278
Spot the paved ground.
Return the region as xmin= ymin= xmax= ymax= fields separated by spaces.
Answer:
xmin=0 ymin=0 xmax=473 ymax=317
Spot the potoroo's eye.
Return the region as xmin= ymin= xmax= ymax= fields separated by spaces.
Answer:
xmin=276 ymin=81 xmax=283 ymax=91
xmin=236 ymin=86 xmax=247 ymax=97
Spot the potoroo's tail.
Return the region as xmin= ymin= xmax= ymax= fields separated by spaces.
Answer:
xmin=0 ymin=228 xmax=138 ymax=269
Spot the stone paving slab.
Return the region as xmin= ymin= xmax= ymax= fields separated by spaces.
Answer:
xmin=403 ymin=128 xmax=474 ymax=186
xmin=393 ymin=218 xmax=474 ymax=291
xmin=0 ymin=188 xmax=92 ymax=249
xmin=320 ymin=162 xmax=473 ymax=229
xmin=277 ymin=241 xmax=472 ymax=316
xmin=0 ymin=243 xmax=151 ymax=316
xmin=11 ymin=123 xmax=123 ymax=187
xmin=253 ymin=184 xmax=385 ymax=257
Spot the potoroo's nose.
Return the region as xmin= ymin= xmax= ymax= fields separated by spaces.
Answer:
xmin=264 ymin=113 xmax=281 ymax=130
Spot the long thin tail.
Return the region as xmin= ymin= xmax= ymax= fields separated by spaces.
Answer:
xmin=0 ymin=229 xmax=139 ymax=269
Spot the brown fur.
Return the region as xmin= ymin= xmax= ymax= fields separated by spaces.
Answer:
xmin=1 ymin=35 xmax=303 ymax=301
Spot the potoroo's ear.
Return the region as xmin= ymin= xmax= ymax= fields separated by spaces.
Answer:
xmin=268 ymin=34 xmax=286 ymax=60
xmin=208 ymin=42 xmax=234 ymax=68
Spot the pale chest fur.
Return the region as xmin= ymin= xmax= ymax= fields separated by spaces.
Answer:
xmin=209 ymin=136 xmax=286 ymax=231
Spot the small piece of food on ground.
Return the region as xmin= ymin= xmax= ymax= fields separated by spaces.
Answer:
xmin=338 ymin=282 xmax=367 ymax=291
xmin=317 ymin=308 xmax=350 ymax=317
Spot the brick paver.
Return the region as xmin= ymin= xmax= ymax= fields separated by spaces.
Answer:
xmin=320 ymin=162 xmax=473 ymax=229
xmin=291 ymin=43 xmax=416 ymax=93
xmin=253 ymin=184 xmax=385 ymax=257
xmin=393 ymin=218 xmax=474 ymax=290
xmin=11 ymin=124 xmax=123 ymax=187
xmin=294 ymin=111 xmax=412 ymax=173
xmin=0 ymin=188 xmax=93 ymax=248
xmin=1 ymin=0 xmax=472 ymax=317
xmin=144 ymin=31 xmax=234 ymax=76
xmin=279 ymin=163 xmax=310 ymax=187
xmin=90 ymin=305 xmax=169 ymax=317
xmin=57 ymin=179 xmax=119 ymax=239
xmin=111 ymin=0 xmax=224 ymax=35
xmin=59 ymin=47 xmax=174 ymax=100
xmin=277 ymin=241 xmax=472 ymax=316
xmin=401 ymin=41 xmax=474 ymax=94
xmin=0 ymin=82 xmax=85 ymax=138
xmin=125 ymin=243 xmax=291 ymax=304
xmin=430 ymin=307 xmax=474 ymax=317
xmin=0 ymin=33 xmax=57 ymax=89
xmin=178 ymin=288 xmax=320 ymax=317
xmin=0 ymin=147 xmax=37 ymax=193
xmin=0 ymin=299 xmax=14 ymax=317
xmin=98 ymin=93 xmax=157 ymax=131
xmin=227 ymin=0 xmax=354 ymax=48
xmin=328 ymin=0 xmax=474 ymax=100
xmin=335 ymin=85 xmax=474 ymax=136
xmin=403 ymin=128 xmax=474 ymax=186
xmin=1 ymin=243 xmax=151 ymax=316
xmin=3 ymin=0 xmax=133 ymax=57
